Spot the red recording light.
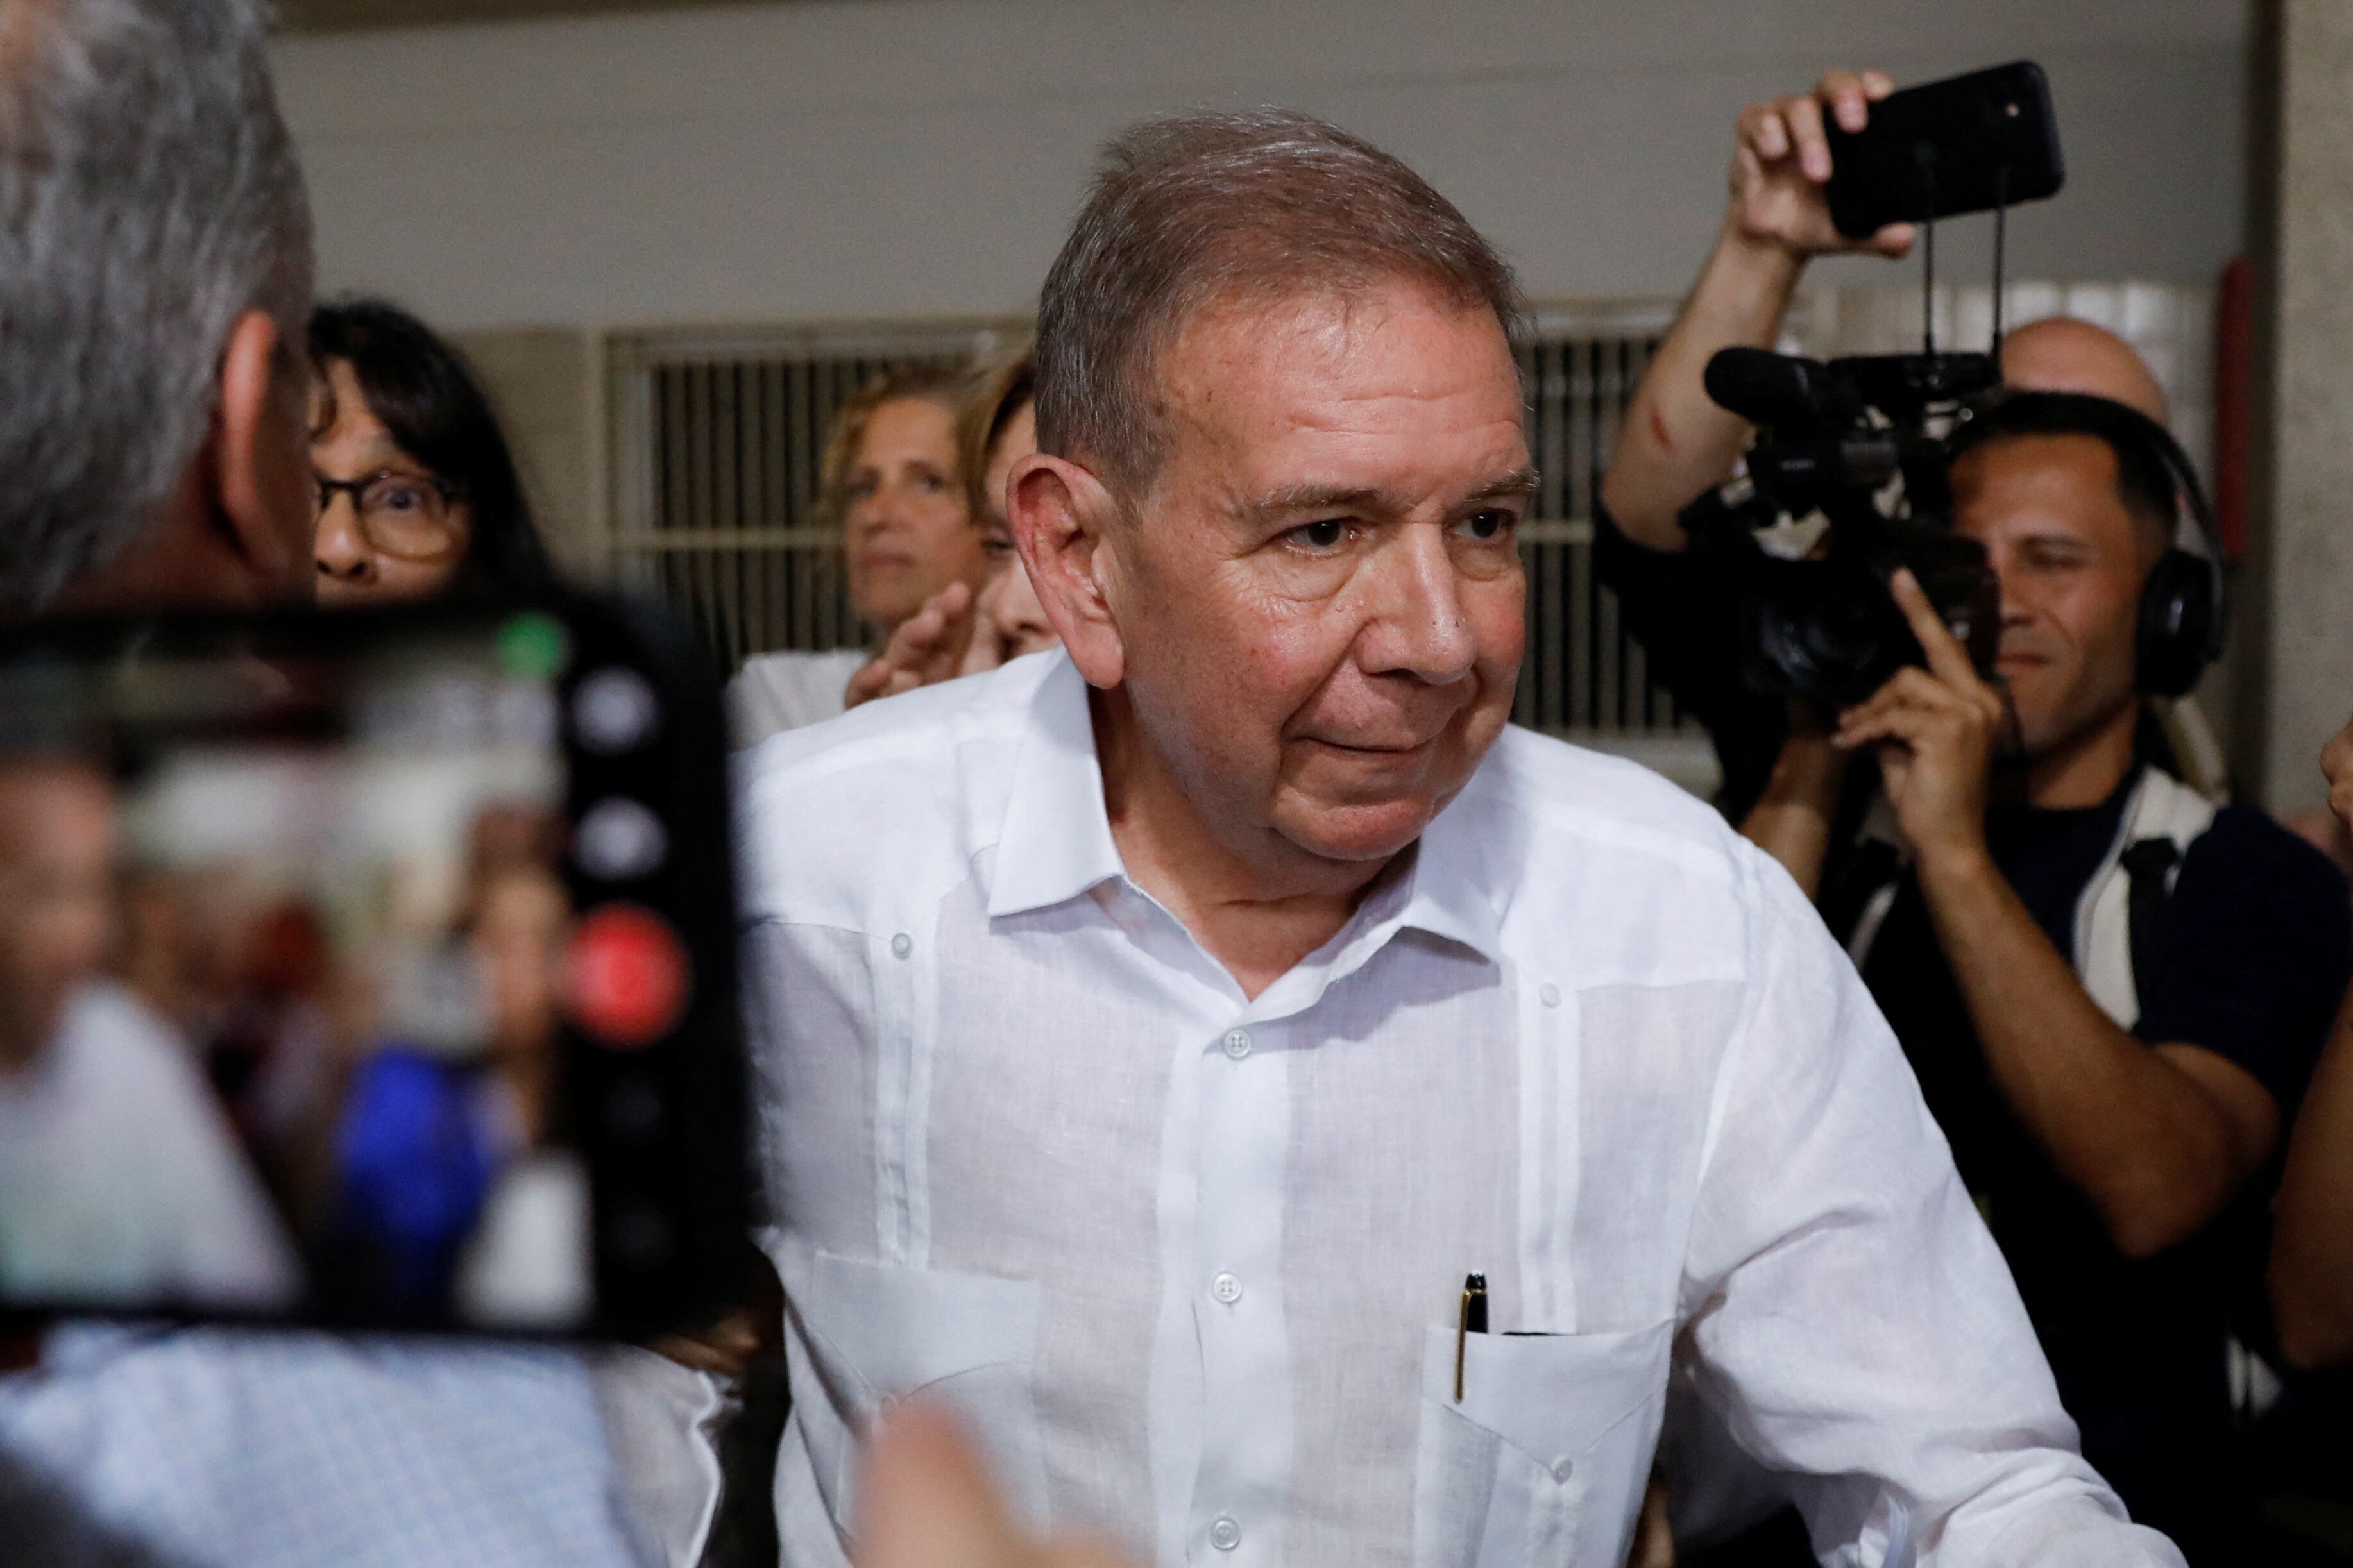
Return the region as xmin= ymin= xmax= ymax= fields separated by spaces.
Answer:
xmin=566 ymin=904 xmax=688 ymax=1048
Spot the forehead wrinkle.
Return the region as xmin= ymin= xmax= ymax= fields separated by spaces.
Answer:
xmin=1237 ymin=462 xmax=1540 ymax=520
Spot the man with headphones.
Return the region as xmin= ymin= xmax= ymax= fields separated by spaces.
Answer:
xmin=1599 ymin=70 xmax=2353 ymax=1558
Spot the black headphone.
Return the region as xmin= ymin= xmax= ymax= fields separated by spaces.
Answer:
xmin=2118 ymin=406 xmax=2225 ymax=699
xmin=1952 ymin=391 xmax=2224 ymax=698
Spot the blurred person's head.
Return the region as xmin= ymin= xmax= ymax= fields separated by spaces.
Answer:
xmin=116 ymin=867 xmax=193 ymax=1018
xmin=237 ymin=900 xmax=332 ymax=1000
xmin=0 ymin=760 xmax=116 ymax=1070
xmin=825 ymin=366 xmax=989 ymax=633
xmin=1946 ymin=391 xmax=2186 ymax=765
xmin=468 ymin=864 xmax=566 ymax=1063
xmin=1013 ymin=109 xmax=1531 ymax=883
xmin=309 ymin=300 xmax=551 ymax=605
xmin=1999 ymin=317 xmax=2170 ymax=423
xmin=0 ymin=0 xmax=314 ymax=614
xmin=955 ymin=344 xmax=1057 ymax=664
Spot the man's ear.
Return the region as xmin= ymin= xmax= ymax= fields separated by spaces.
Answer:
xmin=211 ymin=308 xmax=317 ymax=601
xmin=1008 ymin=452 xmax=1126 ymax=689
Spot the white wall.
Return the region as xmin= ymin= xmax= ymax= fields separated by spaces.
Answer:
xmin=273 ymin=0 xmax=2247 ymax=333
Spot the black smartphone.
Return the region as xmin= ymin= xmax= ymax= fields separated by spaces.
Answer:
xmin=1825 ymin=61 xmax=2063 ymax=239
xmin=0 ymin=591 xmax=747 ymax=1339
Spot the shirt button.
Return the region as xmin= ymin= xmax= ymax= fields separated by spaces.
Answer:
xmin=1550 ymin=1456 xmax=1575 ymax=1483
xmin=890 ymin=933 xmax=913 ymax=959
xmin=1540 ymin=982 xmax=1561 ymax=1007
xmin=1222 ymin=1028 xmax=1253 ymax=1059
xmin=1210 ymin=1272 xmax=1243 ymax=1304
xmin=1209 ymin=1516 xmax=1242 ymax=1551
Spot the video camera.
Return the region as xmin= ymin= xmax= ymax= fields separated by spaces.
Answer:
xmin=1678 ymin=346 xmax=2002 ymax=708
xmin=1676 ymin=60 xmax=2064 ymax=709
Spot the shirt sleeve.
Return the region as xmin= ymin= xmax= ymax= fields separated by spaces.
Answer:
xmin=1677 ymin=848 xmax=2187 ymax=1567
xmin=2134 ymin=807 xmax=2353 ymax=1116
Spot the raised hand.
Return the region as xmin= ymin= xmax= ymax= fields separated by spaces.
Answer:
xmin=1729 ymin=69 xmax=1914 ymax=260
xmin=1835 ymin=569 xmax=2010 ymax=867
xmin=845 ymin=580 xmax=976 ymax=709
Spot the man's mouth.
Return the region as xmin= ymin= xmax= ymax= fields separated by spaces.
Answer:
xmin=1300 ymin=733 xmax=1441 ymax=757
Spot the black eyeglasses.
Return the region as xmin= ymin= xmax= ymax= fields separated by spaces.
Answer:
xmin=315 ymin=469 xmax=470 ymax=564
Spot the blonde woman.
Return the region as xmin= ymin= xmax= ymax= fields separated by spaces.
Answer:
xmin=843 ymin=341 xmax=1061 ymax=708
xmin=727 ymin=363 xmax=991 ymax=745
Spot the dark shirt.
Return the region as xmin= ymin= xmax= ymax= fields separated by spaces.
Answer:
xmin=1592 ymin=507 xmax=1789 ymax=822
xmin=1828 ymin=778 xmax=2351 ymax=1509
xmin=1595 ymin=506 xmax=2353 ymax=1542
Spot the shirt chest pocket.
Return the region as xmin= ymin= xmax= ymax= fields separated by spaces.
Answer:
xmin=1413 ymin=1320 xmax=1675 ymax=1568
xmin=783 ymin=1249 xmax=1048 ymax=1542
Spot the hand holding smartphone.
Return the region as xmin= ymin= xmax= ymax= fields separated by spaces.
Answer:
xmin=1824 ymin=61 xmax=2064 ymax=239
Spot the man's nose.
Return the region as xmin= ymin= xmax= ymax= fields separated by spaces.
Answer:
xmin=314 ymin=498 xmax=375 ymax=583
xmin=1990 ymin=557 xmax=2029 ymax=624
xmin=1360 ymin=527 xmax=1477 ymax=683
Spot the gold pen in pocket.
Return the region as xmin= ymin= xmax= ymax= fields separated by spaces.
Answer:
xmin=1454 ymin=1272 xmax=1487 ymax=1402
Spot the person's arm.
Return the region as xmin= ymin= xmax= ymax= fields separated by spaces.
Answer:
xmin=1737 ymin=705 xmax=1851 ymax=897
xmin=1837 ymin=574 xmax=2280 ymax=1259
xmin=2270 ymin=709 xmax=2353 ymax=1367
xmin=1600 ymin=69 xmax=1915 ymax=552
xmin=1681 ymin=845 xmax=2183 ymax=1566
xmin=2272 ymin=988 xmax=2353 ymax=1367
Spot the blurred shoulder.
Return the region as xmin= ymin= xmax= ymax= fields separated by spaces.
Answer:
xmin=726 ymin=648 xmax=869 ymax=746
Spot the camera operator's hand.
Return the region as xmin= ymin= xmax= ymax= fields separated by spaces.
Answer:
xmin=1834 ymin=569 xmax=2008 ymax=869
xmin=1604 ymin=69 xmax=1912 ymax=551
xmin=1729 ymin=70 xmax=1915 ymax=260
xmin=845 ymin=580 xmax=976 ymax=709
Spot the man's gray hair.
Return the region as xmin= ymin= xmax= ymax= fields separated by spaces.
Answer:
xmin=1035 ymin=108 xmax=1527 ymax=496
xmin=0 ymin=0 xmax=313 ymax=606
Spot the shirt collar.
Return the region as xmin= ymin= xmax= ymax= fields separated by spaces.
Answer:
xmin=987 ymin=651 xmax=1507 ymax=966
xmin=1388 ymin=778 xmax=1506 ymax=964
xmin=987 ymin=653 xmax=1125 ymax=918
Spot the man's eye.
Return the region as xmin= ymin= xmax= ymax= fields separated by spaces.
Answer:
xmin=1291 ymin=519 xmax=1350 ymax=550
xmin=1458 ymin=509 xmax=1515 ymax=542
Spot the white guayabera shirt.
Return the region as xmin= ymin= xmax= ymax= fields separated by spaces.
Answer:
xmin=738 ymin=650 xmax=2186 ymax=1568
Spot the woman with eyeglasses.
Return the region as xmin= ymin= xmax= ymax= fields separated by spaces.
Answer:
xmin=309 ymin=299 xmax=552 ymax=603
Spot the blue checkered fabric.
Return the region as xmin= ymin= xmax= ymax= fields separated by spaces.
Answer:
xmin=0 ymin=1325 xmax=652 ymax=1568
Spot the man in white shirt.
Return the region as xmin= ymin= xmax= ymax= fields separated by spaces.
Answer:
xmin=740 ymin=109 xmax=2184 ymax=1566
xmin=0 ymin=760 xmax=298 ymax=1310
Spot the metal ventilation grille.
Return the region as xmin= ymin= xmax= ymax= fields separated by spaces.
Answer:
xmin=606 ymin=323 xmax=1014 ymax=675
xmin=606 ymin=311 xmax=1693 ymax=743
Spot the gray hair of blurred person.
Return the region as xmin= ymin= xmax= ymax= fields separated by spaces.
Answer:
xmin=0 ymin=0 xmax=313 ymax=608
xmin=1033 ymin=107 xmax=1529 ymax=499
